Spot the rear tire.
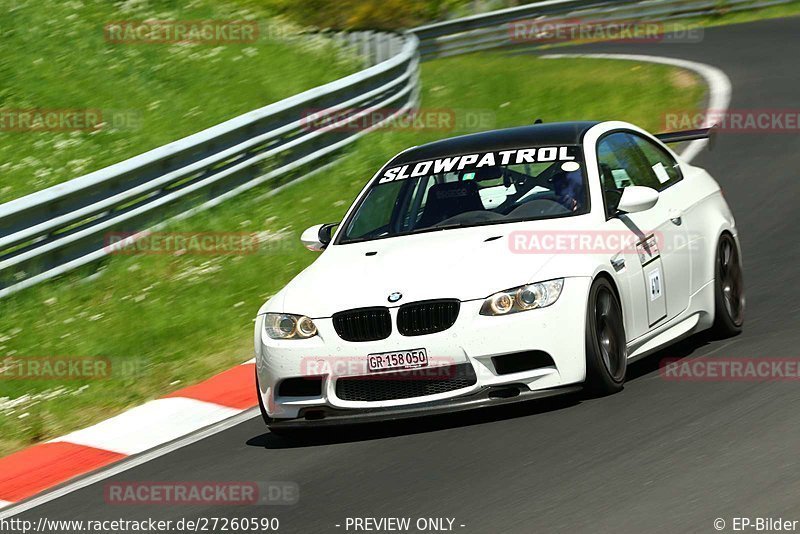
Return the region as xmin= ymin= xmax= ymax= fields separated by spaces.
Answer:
xmin=584 ymin=277 xmax=627 ymax=396
xmin=711 ymin=233 xmax=745 ymax=337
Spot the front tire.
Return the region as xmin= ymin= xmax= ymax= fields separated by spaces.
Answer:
xmin=711 ymin=233 xmax=745 ymax=337
xmin=584 ymin=277 xmax=627 ymax=396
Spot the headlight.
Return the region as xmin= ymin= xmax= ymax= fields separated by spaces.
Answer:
xmin=480 ymin=279 xmax=564 ymax=316
xmin=263 ymin=313 xmax=318 ymax=339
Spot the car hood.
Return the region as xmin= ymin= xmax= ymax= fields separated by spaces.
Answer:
xmin=278 ymin=221 xmax=582 ymax=318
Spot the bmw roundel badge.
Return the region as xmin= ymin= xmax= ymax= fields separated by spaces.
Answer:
xmin=388 ymin=292 xmax=402 ymax=303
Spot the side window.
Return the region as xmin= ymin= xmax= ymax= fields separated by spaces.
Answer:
xmin=630 ymin=135 xmax=683 ymax=189
xmin=597 ymin=132 xmax=660 ymax=217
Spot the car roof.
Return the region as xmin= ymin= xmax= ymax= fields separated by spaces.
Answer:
xmin=389 ymin=121 xmax=600 ymax=165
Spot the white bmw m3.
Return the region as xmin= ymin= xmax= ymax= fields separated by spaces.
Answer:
xmin=254 ymin=120 xmax=744 ymax=432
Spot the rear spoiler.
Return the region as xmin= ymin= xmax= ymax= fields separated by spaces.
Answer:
xmin=654 ymin=125 xmax=717 ymax=144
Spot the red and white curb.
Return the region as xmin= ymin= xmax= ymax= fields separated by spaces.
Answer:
xmin=0 ymin=360 xmax=257 ymax=509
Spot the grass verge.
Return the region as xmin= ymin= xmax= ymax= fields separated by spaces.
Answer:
xmin=0 ymin=0 xmax=358 ymax=201
xmin=688 ymin=0 xmax=800 ymax=27
xmin=0 ymin=53 xmax=704 ymax=455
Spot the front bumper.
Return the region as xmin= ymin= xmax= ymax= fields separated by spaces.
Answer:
xmin=255 ymin=277 xmax=592 ymax=422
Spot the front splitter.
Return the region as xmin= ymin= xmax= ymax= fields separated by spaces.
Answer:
xmin=268 ymin=383 xmax=582 ymax=428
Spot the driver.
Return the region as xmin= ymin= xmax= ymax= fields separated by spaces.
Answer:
xmin=551 ymin=169 xmax=584 ymax=212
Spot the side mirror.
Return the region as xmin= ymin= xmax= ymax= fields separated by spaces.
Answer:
xmin=616 ymin=186 xmax=659 ymax=214
xmin=300 ymin=222 xmax=338 ymax=252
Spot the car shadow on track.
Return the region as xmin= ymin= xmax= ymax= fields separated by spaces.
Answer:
xmin=246 ymin=330 xmax=719 ymax=450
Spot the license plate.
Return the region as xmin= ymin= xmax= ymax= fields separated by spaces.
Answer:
xmin=367 ymin=348 xmax=428 ymax=372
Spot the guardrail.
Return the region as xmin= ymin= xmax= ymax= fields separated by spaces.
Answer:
xmin=0 ymin=0 xmax=792 ymax=298
xmin=410 ymin=0 xmax=794 ymax=58
xmin=0 ymin=31 xmax=419 ymax=297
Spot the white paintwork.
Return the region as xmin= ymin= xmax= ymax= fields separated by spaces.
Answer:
xmin=617 ymin=186 xmax=659 ymax=213
xmin=0 ymin=500 xmax=10 ymax=509
xmin=300 ymin=224 xmax=328 ymax=251
xmin=629 ymin=312 xmax=701 ymax=361
xmin=256 ymin=119 xmax=739 ymax=422
xmin=583 ymin=120 xmax=735 ymax=342
xmin=282 ymin=221 xmax=589 ymax=316
xmin=51 ymin=398 xmax=240 ymax=456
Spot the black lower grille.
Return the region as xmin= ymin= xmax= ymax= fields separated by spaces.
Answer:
xmin=335 ymin=364 xmax=477 ymax=402
xmin=397 ymin=299 xmax=460 ymax=336
xmin=492 ymin=351 xmax=555 ymax=375
xmin=332 ymin=307 xmax=391 ymax=342
xmin=277 ymin=377 xmax=323 ymax=397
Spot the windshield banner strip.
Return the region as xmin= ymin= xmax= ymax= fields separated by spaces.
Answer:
xmin=378 ymin=146 xmax=579 ymax=184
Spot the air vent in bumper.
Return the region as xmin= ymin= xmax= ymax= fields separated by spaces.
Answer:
xmin=491 ymin=350 xmax=555 ymax=375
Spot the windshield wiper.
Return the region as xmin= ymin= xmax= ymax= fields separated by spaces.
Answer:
xmin=340 ymin=220 xmax=496 ymax=244
xmin=408 ymin=222 xmax=468 ymax=234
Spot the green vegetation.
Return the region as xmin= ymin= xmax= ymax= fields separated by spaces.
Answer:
xmin=689 ymin=0 xmax=800 ymax=27
xmin=241 ymin=0 xmax=475 ymax=30
xmin=0 ymin=0 xmax=359 ymax=201
xmin=0 ymin=52 xmax=704 ymax=455
xmin=257 ymin=0 xmax=800 ymax=30
xmin=3 ymin=0 xmax=798 ymax=202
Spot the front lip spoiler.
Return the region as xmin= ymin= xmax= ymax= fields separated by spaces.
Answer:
xmin=268 ymin=383 xmax=582 ymax=428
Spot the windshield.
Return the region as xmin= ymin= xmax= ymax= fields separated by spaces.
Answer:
xmin=338 ymin=145 xmax=588 ymax=244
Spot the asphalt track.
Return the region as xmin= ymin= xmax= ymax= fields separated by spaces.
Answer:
xmin=14 ymin=17 xmax=800 ymax=534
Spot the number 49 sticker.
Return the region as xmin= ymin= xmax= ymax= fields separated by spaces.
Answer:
xmin=648 ymin=268 xmax=663 ymax=301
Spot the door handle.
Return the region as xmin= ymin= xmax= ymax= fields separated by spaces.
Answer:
xmin=669 ymin=209 xmax=683 ymax=226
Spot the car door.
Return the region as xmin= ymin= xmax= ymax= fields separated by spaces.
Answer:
xmin=597 ymin=132 xmax=689 ymax=340
xmin=628 ymin=133 xmax=691 ymax=323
